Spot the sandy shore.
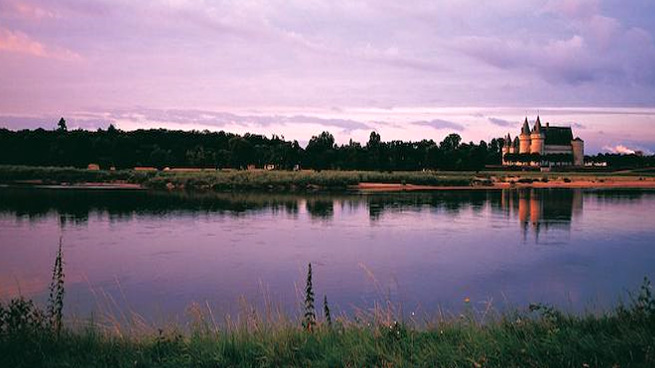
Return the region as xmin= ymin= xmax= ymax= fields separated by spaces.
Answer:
xmin=9 ymin=180 xmax=143 ymax=190
xmin=356 ymin=177 xmax=655 ymax=192
xmin=7 ymin=177 xmax=655 ymax=192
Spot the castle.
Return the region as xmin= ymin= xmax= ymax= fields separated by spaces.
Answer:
xmin=502 ymin=116 xmax=584 ymax=167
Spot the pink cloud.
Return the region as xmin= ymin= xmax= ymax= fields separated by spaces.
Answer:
xmin=0 ymin=27 xmax=80 ymax=60
xmin=543 ymin=0 xmax=600 ymax=20
xmin=0 ymin=0 xmax=58 ymax=20
xmin=603 ymin=144 xmax=652 ymax=155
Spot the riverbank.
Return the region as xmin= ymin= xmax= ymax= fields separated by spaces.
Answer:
xmin=2 ymin=294 xmax=654 ymax=367
xmin=356 ymin=176 xmax=655 ymax=191
xmin=2 ymin=165 xmax=655 ymax=192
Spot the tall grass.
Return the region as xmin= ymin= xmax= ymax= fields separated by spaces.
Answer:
xmin=2 ymin=291 xmax=655 ymax=367
xmin=47 ymin=237 xmax=65 ymax=335
xmin=302 ymin=263 xmax=317 ymax=332
xmin=1 ymin=241 xmax=655 ymax=366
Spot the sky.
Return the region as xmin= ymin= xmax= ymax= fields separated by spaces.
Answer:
xmin=1 ymin=0 xmax=655 ymax=153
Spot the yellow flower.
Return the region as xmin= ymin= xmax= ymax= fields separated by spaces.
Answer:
xmin=464 ymin=297 xmax=471 ymax=303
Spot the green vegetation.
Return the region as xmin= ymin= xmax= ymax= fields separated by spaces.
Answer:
xmin=0 ymin=165 xmax=475 ymax=190
xmin=3 ymin=121 xmax=655 ymax=173
xmin=0 ymin=164 xmax=155 ymax=184
xmin=2 ymin=255 xmax=655 ymax=367
xmin=46 ymin=238 xmax=65 ymax=336
xmin=2 ymin=280 xmax=655 ymax=367
xmin=0 ymin=123 xmax=504 ymax=170
xmin=4 ymin=164 xmax=655 ymax=192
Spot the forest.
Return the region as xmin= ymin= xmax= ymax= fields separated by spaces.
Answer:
xmin=1 ymin=118 xmax=653 ymax=171
xmin=0 ymin=119 xmax=503 ymax=171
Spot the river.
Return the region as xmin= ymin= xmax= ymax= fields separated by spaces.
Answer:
xmin=1 ymin=187 xmax=654 ymax=323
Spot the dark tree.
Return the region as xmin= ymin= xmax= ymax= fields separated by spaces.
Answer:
xmin=57 ymin=118 xmax=67 ymax=132
xmin=305 ymin=131 xmax=336 ymax=170
xmin=0 ymin=125 xmax=559 ymax=171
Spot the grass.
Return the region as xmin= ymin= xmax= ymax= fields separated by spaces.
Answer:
xmin=2 ymin=255 xmax=655 ymax=367
xmin=1 ymin=295 xmax=655 ymax=367
xmin=0 ymin=165 xmax=155 ymax=185
xmin=0 ymin=165 xmax=474 ymax=190
xmin=3 ymin=164 xmax=654 ymax=192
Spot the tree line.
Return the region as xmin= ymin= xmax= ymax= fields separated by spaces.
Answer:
xmin=2 ymin=118 xmax=652 ymax=170
xmin=0 ymin=118 xmax=504 ymax=171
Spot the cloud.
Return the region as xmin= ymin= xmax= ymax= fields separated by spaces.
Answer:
xmin=1 ymin=108 xmax=372 ymax=134
xmin=285 ymin=115 xmax=371 ymax=132
xmin=602 ymin=144 xmax=652 ymax=155
xmin=0 ymin=1 xmax=59 ymax=20
xmin=454 ymin=3 xmax=655 ymax=86
xmin=0 ymin=27 xmax=80 ymax=60
xmin=543 ymin=0 xmax=600 ymax=20
xmin=115 ymin=109 xmax=371 ymax=131
xmin=605 ymin=144 xmax=635 ymax=154
xmin=2 ymin=1 xmax=655 ymax=115
xmin=534 ymin=108 xmax=655 ymax=116
xmin=488 ymin=117 xmax=514 ymax=127
xmin=411 ymin=119 xmax=465 ymax=131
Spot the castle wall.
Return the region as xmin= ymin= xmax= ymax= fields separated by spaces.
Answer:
xmin=502 ymin=118 xmax=583 ymax=166
xmin=530 ymin=135 xmax=544 ymax=155
xmin=572 ymin=140 xmax=584 ymax=166
xmin=519 ymin=135 xmax=531 ymax=154
xmin=543 ymin=145 xmax=573 ymax=155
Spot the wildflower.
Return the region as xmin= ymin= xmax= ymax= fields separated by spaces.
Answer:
xmin=464 ymin=297 xmax=470 ymax=303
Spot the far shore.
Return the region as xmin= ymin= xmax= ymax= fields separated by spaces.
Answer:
xmin=5 ymin=177 xmax=655 ymax=192
xmin=2 ymin=165 xmax=655 ymax=192
xmin=356 ymin=177 xmax=655 ymax=192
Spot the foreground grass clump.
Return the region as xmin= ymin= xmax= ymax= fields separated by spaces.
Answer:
xmin=1 ymin=256 xmax=655 ymax=366
xmin=1 ymin=304 xmax=655 ymax=367
xmin=2 ymin=279 xmax=655 ymax=367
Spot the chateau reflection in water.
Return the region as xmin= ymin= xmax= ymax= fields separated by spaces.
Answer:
xmin=0 ymin=187 xmax=643 ymax=232
xmin=500 ymin=188 xmax=583 ymax=239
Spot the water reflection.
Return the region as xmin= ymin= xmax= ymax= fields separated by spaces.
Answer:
xmin=499 ymin=189 xmax=583 ymax=240
xmin=0 ymin=187 xmax=648 ymax=227
xmin=1 ymin=186 xmax=654 ymax=319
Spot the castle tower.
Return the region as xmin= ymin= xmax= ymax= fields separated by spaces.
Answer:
xmin=519 ymin=117 xmax=531 ymax=154
xmin=512 ymin=136 xmax=519 ymax=154
xmin=572 ymin=137 xmax=584 ymax=166
xmin=530 ymin=116 xmax=545 ymax=155
xmin=502 ymin=134 xmax=511 ymax=165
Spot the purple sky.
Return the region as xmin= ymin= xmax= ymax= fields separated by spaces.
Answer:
xmin=1 ymin=0 xmax=655 ymax=153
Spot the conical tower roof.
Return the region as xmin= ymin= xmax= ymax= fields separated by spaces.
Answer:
xmin=521 ymin=117 xmax=530 ymax=135
xmin=532 ymin=116 xmax=542 ymax=134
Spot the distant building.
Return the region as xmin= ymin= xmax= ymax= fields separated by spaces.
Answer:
xmin=502 ymin=116 xmax=584 ymax=167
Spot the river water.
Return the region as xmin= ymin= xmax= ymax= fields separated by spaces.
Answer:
xmin=1 ymin=187 xmax=654 ymax=322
